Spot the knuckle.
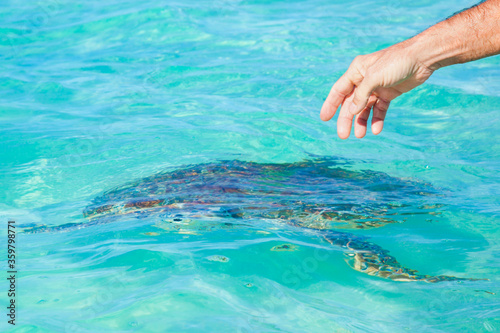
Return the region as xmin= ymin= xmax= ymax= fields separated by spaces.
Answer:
xmin=349 ymin=56 xmax=363 ymax=71
xmin=355 ymin=55 xmax=366 ymax=62
xmin=352 ymin=55 xmax=364 ymax=66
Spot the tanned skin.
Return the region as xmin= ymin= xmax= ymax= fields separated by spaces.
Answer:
xmin=320 ymin=0 xmax=500 ymax=139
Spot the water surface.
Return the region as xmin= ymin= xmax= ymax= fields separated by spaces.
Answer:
xmin=1 ymin=0 xmax=499 ymax=332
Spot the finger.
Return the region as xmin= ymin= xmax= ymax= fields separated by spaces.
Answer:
xmin=373 ymin=86 xmax=402 ymax=102
xmin=354 ymin=95 xmax=377 ymax=138
xmin=320 ymin=73 xmax=355 ymax=121
xmin=371 ymin=98 xmax=390 ymax=135
xmin=354 ymin=106 xmax=371 ymax=139
xmin=337 ymin=92 xmax=356 ymax=139
xmin=350 ymin=75 xmax=379 ymax=116
xmin=321 ymin=58 xmax=365 ymax=121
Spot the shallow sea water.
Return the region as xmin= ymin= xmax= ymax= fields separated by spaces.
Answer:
xmin=1 ymin=0 xmax=499 ymax=332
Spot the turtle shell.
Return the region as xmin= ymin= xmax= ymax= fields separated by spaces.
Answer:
xmin=24 ymin=158 xmax=482 ymax=282
xmin=83 ymin=158 xmax=441 ymax=231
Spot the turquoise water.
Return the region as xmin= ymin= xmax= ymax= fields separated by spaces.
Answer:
xmin=1 ymin=0 xmax=499 ymax=331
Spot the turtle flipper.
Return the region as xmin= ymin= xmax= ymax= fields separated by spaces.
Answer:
xmin=322 ymin=231 xmax=483 ymax=282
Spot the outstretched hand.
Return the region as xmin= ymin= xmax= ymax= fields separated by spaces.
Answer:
xmin=320 ymin=43 xmax=434 ymax=139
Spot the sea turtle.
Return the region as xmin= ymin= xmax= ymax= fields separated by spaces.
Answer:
xmin=24 ymin=158 xmax=480 ymax=282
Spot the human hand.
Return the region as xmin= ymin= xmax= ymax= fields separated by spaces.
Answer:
xmin=320 ymin=43 xmax=434 ymax=139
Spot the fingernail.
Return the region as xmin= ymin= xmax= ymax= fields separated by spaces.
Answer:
xmin=349 ymin=103 xmax=358 ymax=115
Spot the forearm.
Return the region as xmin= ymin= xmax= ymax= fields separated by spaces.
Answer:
xmin=405 ymin=0 xmax=500 ymax=70
xmin=320 ymin=0 xmax=500 ymax=138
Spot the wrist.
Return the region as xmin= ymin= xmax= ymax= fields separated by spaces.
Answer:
xmin=404 ymin=22 xmax=464 ymax=72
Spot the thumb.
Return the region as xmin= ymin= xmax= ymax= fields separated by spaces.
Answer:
xmin=349 ymin=78 xmax=377 ymax=115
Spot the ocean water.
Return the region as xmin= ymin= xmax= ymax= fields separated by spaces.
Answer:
xmin=1 ymin=0 xmax=499 ymax=332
